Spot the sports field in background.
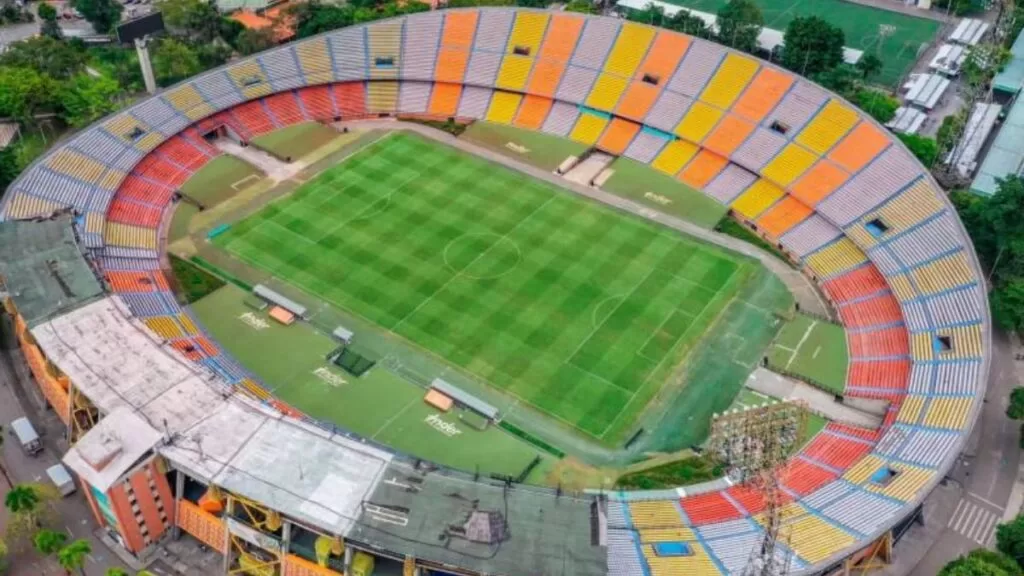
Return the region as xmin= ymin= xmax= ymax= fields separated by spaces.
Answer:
xmin=603 ymin=157 xmax=729 ymax=229
xmin=190 ymin=284 xmax=548 ymax=480
xmin=657 ymin=0 xmax=940 ymax=87
xmin=213 ymin=131 xmax=757 ymax=442
xmin=460 ymin=121 xmax=588 ymax=171
xmin=767 ymin=314 xmax=848 ymax=394
xmin=251 ymin=122 xmax=341 ymax=161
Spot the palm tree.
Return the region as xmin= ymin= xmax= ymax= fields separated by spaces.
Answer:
xmin=32 ymin=529 xmax=67 ymax=556
xmin=56 ymin=539 xmax=91 ymax=576
xmin=5 ymin=485 xmax=40 ymax=518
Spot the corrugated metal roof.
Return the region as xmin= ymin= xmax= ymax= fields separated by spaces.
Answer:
xmin=994 ymin=30 xmax=1024 ymax=95
xmin=971 ymin=96 xmax=1024 ymax=195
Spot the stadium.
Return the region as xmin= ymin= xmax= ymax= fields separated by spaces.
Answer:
xmin=0 ymin=7 xmax=990 ymax=576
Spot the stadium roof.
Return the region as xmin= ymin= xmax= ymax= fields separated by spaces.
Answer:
xmin=347 ymin=460 xmax=607 ymax=576
xmin=0 ymin=216 xmax=104 ymax=326
xmin=994 ymin=29 xmax=1024 ymax=96
xmin=971 ymin=94 xmax=1024 ymax=195
xmin=63 ymin=407 xmax=164 ymax=492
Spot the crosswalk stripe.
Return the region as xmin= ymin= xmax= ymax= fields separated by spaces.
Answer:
xmin=948 ymin=499 xmax=1002 ymax=545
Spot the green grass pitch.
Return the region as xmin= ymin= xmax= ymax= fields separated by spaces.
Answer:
xmin=251 ymin=122 xmax=341 ymax=161
xmin=651 ymin=0 xmax=940 ymax=88
xmin=213 ymin=131 xmax=754 ymax=440
xmin=767 ymin=314 xmax=849 ymax=394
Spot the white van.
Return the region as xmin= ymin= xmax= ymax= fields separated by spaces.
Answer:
xmin=46 ymin=464 xmax=76 ymax=497
xmin=10 ymin=417 xmax=42 ymax=456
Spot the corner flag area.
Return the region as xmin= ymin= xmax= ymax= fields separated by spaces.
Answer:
xmin=767 ymin=314 xmax=849 ymax=395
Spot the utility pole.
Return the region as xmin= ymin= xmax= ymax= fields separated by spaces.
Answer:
xmin=135 ymin=37 xmax=157 ymax=95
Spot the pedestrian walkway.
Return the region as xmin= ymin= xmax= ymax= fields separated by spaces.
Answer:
xmin=947 ymin=497 xmax=1001 ymax=546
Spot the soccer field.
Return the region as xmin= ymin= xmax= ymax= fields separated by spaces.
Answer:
xmin=767 ymin=314 xmax=849 ymax=394
xmin=214 ymin=132 xmax=753 ymax=440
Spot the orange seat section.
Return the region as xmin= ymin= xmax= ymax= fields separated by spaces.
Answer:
xmin=597 ymin=118 xmax=641 ymax=155
xmin=732 ymin=68 xmax=794 ymax=123
xmin=514 ymin=94 xmax=553 ymax=129
xmin=828 ymin=121 xmax=891 ymax=173
xmin=526 ymin=14 xmax=584 ymax=96
xmin=756 ymin=195 xmax=813 ymax=238
xmin=434 ymin=11 xmax=478 ymax=84
xmin=790 ymin=160 xmax=849 ymax=206
xmin=615 ymin=31 xmax=690 ymax=121
xmin=703 ymin=115 xmax=755 ymax=157
xmin=678 ymin=149 xmax=727 ymax=189
xmin=429 ymin=82 xmax=462 ymax=117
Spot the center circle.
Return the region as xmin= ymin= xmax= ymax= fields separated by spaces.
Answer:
xmin=443 ymin=233 xmax=522 ymax=280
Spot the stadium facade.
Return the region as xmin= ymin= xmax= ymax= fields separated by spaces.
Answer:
xmin=0 ymin=8 xmax=990 ymax=576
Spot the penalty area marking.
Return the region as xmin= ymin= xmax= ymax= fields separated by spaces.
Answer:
xmin=786 ymin=320 xmax=817 ymax=370
xmin=231 ymin=174 xmax=262 ymax=191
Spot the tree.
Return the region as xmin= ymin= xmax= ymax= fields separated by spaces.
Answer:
xmin=0 ymin=67 xmax=60 ymax=123
xmin=781 ymin=16 xmax=845 ymax=78
xmin=855 ymin=53 xmax=883 ymax=81
xmin=33 ymin=529 xmax=67 ymax=557
xmin=155 ymin=0 xmax=209 ymax=29
xmin=938 ymin=111 xmax=967 ymax=156
xmin=105 ymin=569 xmax=128 ymax=576
xmin=38 ymin=3 xmax=63 ymax=40
xmin=289 ymin=1 xmax=355 ymax=39
xmin=963 ymin=43 xmax=1012 ymax=88
xmin=851 ymin=88 xmax=899 ymax=123
xmin=4 ymin=483 xmax=59 ymax=546
xmin=1008 ymin=388 xmax=1024 ymax=420
xmin=57 ymin=539 xmax=91 ymax=576
xmin=565 ymin=0 xmax=598 ymax=14
xmin=940 ymin=549 xmax=1021 ymax=575
xmin=998 ymin=515 xmax=1024 ymax=570
xmin=815 ymin=63 xmax=859 ymax=97
xmin=235 ymin=27 xmax=277 ymax=56
xmin=71 ymin=0 xmax=124 ymax=34
xmin=898 ymin=133 xmax=940 ymax=167
xmin=716 ymin=0 xmax=762 ymax=54
xmin=59 ymin=74 xmax=122 ymax=128
xmin=5 ymin=484 xmax=41 ymax=518
xmin=151 ymin=38 xmax=203 ymax=87
xmin=0 ymin=36 xmax=89 ymax=79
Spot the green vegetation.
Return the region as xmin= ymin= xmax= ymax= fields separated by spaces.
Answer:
xmin=625 ymin=3 xmax=712 ymax=38
xmin=460 ymin=121 xmax=588 ymax=171
xmin=179 ymin=155 xmax=262 ymax=206
xmin=170 ymin=254 xmax=226 ymax=303
xmin=213 ymin=132 xmax=755 ymax=442
xmin=767 ymin=314 xmax=849 ymax=394
xmin=71 ymin=0 xmax=123 ymax=33
xmin=716 ymin=0 xmax=763 ymax=54
xmin=603 ymin=156 xmax=729 ymax=229
xmin=499 ymin=421 xmax=566 ymax=458
xmin=615 ymin=456 xmax=723 ymax=489
xmin=715 ymin=216 xmax=789 ymax=263
xmin=251 ymin=122 xmax=341 ymax=161
xmin=899 ymin=132 xmax=940 ymax=167
xmin=940 ymin=549 xmax=1021 ymax=575
xmin=997 ymin=515 xmax=1024 ymax=572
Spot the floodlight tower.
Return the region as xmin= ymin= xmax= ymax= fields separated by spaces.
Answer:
xmin=708 ymin=400 xmax=806 ymax=576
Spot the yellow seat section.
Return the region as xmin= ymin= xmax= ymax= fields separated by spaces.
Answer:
xmin=98 ymin=169 xmax=126 ymax=191
xmin=804 ymin=238 xmax=867 ymax=278
xmin=164 ymin=85 xmax=213 ymax=120
xmin=651 ymin=139 xmax=699 ymax=176
xmin=910 ymin=333 xmax=935 ymax=361
xmin=924 ymin=397 xmax=974 ymax=430
xmin=762 ymin=144 xmax=817 ymax=187
xmin=731 ymin=179 xmax=784 ymax=220
xmin=104 ymin=222 xmax=158 ymax=251
xmin=47 ymin=149 xmax=106 ymax=184
xmin=368 ymin=20 xmax=402 ymax=80
xmin=629 ymin=501 xmax=687 ymax=533
xmin=177 ymin=313 xmax=198 ymax=335
xmin=910 ymin=251 xmax=973 ymax=296
xmin=887 ymin=273 xmax=915 ymax=302
xmin=784 ymin=513 xmax=856 ymax=564
xmin=506 ymin=12 xmax=549 ymax=54
xmin=3 ymin=192 xmax=63 ymax=220
xmin=700 ymin=53 xmax=759 ymax=110
xmin=569 ymin=114 xmax=609 ymax=145
xmin=796 ymin=100 xmax=859 ymax=155
xmin=496 ymin=55 xmax=535 ymax=91
xmin=227 ymin=60 xmax=271 ymax=99
xmin=486 ymin=91 xmax=523 ymax=125
xmin=604 ymin=22 xmax=656 ymax=78
xmin=296 ymin=38 xmax=333 ymax=84
xmin=866 ymin=462 xmax=934 ymax=502
xmin=638 ymin=527 xmax=696 ymax=542
xmin=144 ymin=316 xmax=183 ymax=340
xmin=366 ymin=81 xmax=398 ymax=112
xmin=585 ymin=73 xmax=629 ymax=111
xmin=104 ymin=114 xmax=152 ymax=145
xmin=642 ymin=542 xmax=719 ymax=575
xmin=844 ymin=454 xmax=885 ymax=484
xmin=83 ymin=212 xmax=104 ymax=234
xmin=675 ymin=101 xmax=723 ymax=143
xmin=846 ymin=178 xmax=943 ymax=248
xmin=914 ymin=325 xmax=982 ymax=361
xmin=896 ymin=395 xmax=927 ymax=424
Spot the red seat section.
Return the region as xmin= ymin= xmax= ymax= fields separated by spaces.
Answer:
xmin=821 ymin=264 xmax=889 ymax=303
xmin=847 ymin=359 xmax=911 ymax=391
xmin=155 ymin=135 xmax=215 ymax=172
xmin=105 ymin=270 xmax=169 ymax=292
xmin=118 ymin=175 xmax=176 ymax=206
xmin=107 ymin=198 xmax=163 ymax=227
xmin=230 ymin=101 xmax=276 ymax=137
xmin=800 ymin=430 xmax=873 ymax=470
xmin=680 ymin=491 xmax=743 ymax=525
xmin=828 ymin=422 xmax=882 ymax=442
xmin=725 ymin=483 xmax=793 ymax=515
xmin=297 ymin=85 xmax=336 ymax=121
xmin=333 ymin=82 xmax=367 ymax=118
xmin=179 ymin=127 xmax=219 ymax=156
xmin=848 ymin=326 xmax=909 ymax=358
xmin=781 ymin=458 xmax=837 ymax=495
xmin=264 ymin=91 xmax=307 ymax=126
xmin=838 ymin=293 xmax=903 ymax=328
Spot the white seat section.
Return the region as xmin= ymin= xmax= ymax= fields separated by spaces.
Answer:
xmin=398 ymin=81 xmax=432 ymax=115
xmin=131 ymin=98 xmax=186 ymax=135
xmin=900 ymin=300 xmax=929 ymax=332
xmin=883 ymin=212 xmax=963 ymax=270
xmin=732 ymin=127 xmax=788 ymax=172
xmin=472 ymin=9 xmax=514 ymax=52
xmin=801 ymin=480 xmax=855 ymax=510
xmin=623 ymin=130 xmax=670 ymax=164
xmin=70 ymin=129 xmax=136 ymax=171
xmin=568 ymin=17 xmax=620 ymax=70
xmin=817 ymin=148 xmax=922 ymax=227
xmin=643 ymin=90 xmax=693 ymax=134
xmin=703 ymin=164 xmax=758 ymax=204
xmin=876 ymin=426 xmax=960 ymax=467
xmin=455 ymin=85 xmax=492 ymax=119
xmin=605 ymin=501 xmax=646 ymax=576
xmin=762 ymin=81 xmax=828 ymax=137
xmin=555 ymin=66 xmax=600 ymax=105
xmin=541 ymin=100 xmax=581 ymax=137
xmin=778 ymin=213 xmax=843 ymax=259
xmin=694 ymin=518 xmax=756 ymax=540
xmin=925 ymin=285 xmax=984 ymax=327
xmin=401 ymin=12 xmax=443 ymax=81
xmin=666 ymin=40 xmax=725 ymax=98
xmin=706 ymin=531 xmax=805 ymax=574
xmin=259 ymin=48 xmax=304 ymax=92
xmin=328 ymin=27 xmax=368 ymax=81
xmin=464 ymin=51 xmax=503 ymax=87
xmin=821 ymin=490 xmax=902 ymax=536
xmin=932 ymin=359 xmax=984 ymax=396
xmin=193 ymin=70 xmax=245 ymax=110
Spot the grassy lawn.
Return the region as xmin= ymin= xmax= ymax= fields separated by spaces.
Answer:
xmin=645 ymin=0 xmax=940 ymax=88
xmin=615 ymin=455 xmax=723 ymax=489
xmin=188 ymin=284 xmax=546 ymax=478
xmin=767 ymin=314 xmax=849 ymax=394
xmin=213 ymin=132 xmax=755 ymax=443
xmin=169 ymin=254 xmax=225 ymax=303
xmin=603 ymin=157 xmax=728 ymax=229
xmin=180 ymin=155 xmax=262 ymax=207
xmin=251 ymin=122 xmax=341 ymax=162
xmin=460 ymin=121 xmax=588 ymax=171
xmin=716 ymin=216 xmax=790 ymax=263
